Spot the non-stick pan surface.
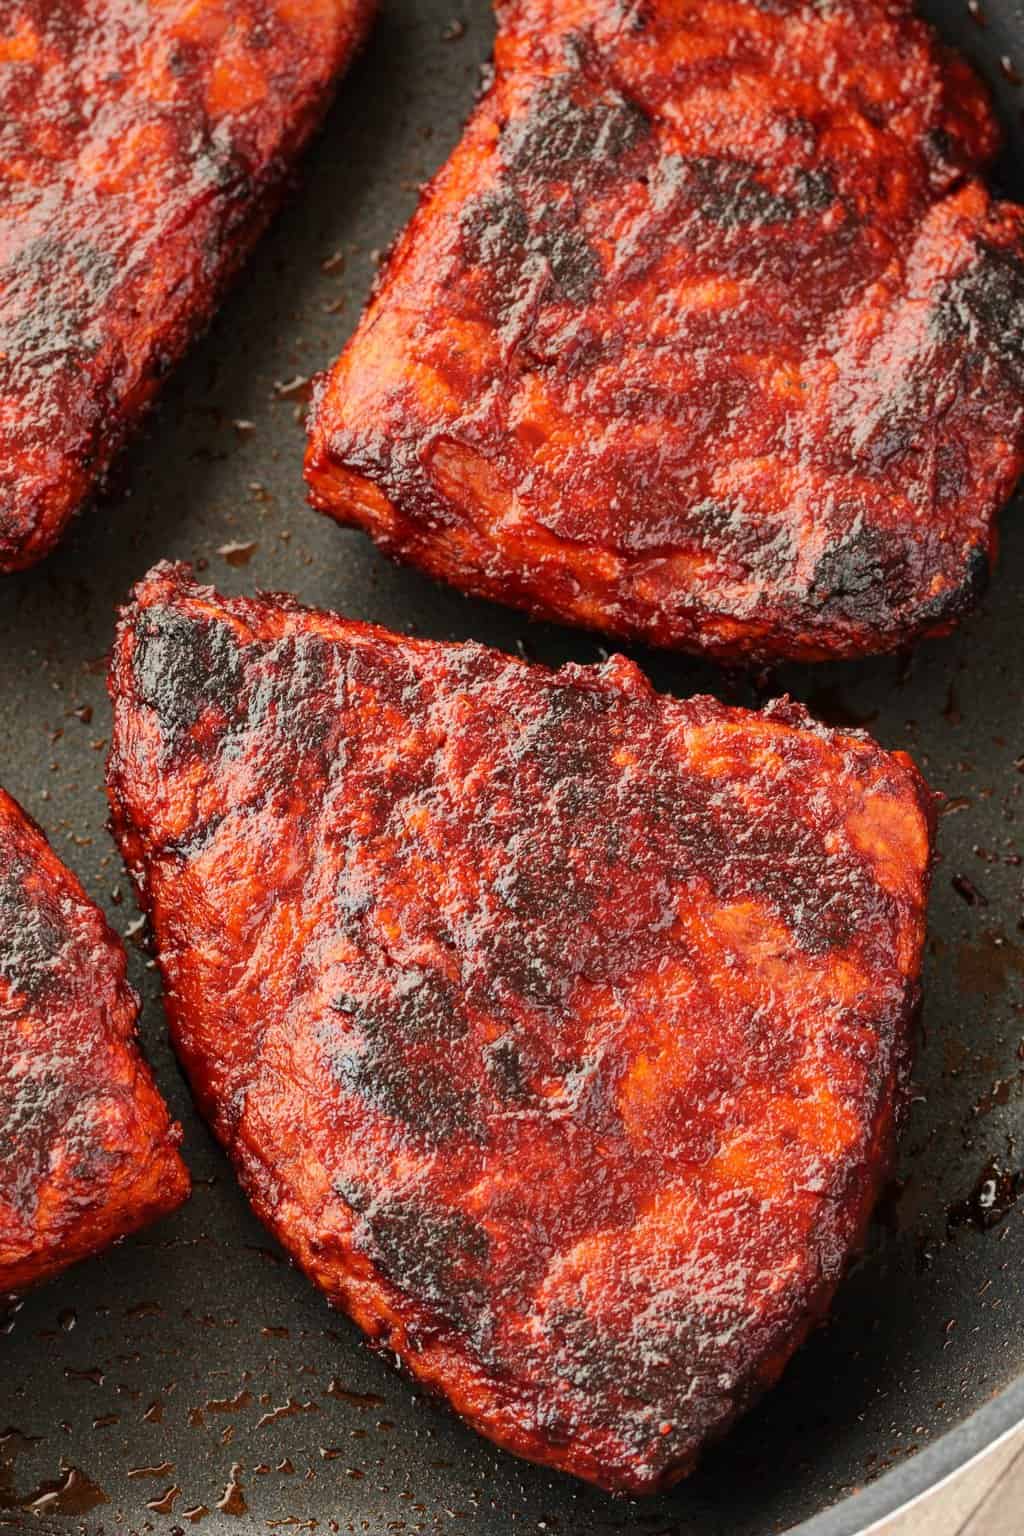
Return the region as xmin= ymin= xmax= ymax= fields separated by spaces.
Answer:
xmin=2 ymin=2 xmax=1024 ymax=1531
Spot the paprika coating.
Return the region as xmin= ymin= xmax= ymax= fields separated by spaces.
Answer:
xmin=107 ymin=563 xmax=935 ymax=1491
xmin=0 ymin=787 xmax=189 ymax=1295
xmin=306 ymin=0 xmax=1024 ymax=661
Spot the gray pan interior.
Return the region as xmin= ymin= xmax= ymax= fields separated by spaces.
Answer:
xmin=2 ymin=1 xmax=1024 ymax=1531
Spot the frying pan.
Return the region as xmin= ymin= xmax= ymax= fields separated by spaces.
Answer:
xmin=1 ymin=1 xmax=1023 ymax=1531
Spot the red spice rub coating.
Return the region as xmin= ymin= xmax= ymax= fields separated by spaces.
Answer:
xmin=0 ymin=0 xmax=373 ymax=571
xmin=0 ymin=788 xmax=189 ymax=1295
xmin=107 ymin=563 xmax=934 ymax=1491
xmin=306 ymin=0 xmax=1024 ymax=661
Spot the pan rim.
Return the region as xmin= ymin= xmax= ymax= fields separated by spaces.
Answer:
xmin=787 ymin=1375 xmax=1024 ymax=1535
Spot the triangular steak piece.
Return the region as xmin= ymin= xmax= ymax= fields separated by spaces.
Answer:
xmin=0 ymin=0 xmax=373 ymax=572
xmin=306 ymin=0 xmax=1024 ymax=662
xmin=0 ymin=788 xmax=189 ymax=1294
xmin=107 ymin=564 xmax=934 ymax=1491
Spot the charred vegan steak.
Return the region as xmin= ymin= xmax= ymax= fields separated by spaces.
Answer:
xmin=0 ymin=788 xmax=189 ymax=1295
xmin=107 ymin=563 xmax=934 ymax=1492
xmin=306 ymin=0 xmax=1024 ymax=662
xmin=0 ymin=0 xmax=373 ymax=572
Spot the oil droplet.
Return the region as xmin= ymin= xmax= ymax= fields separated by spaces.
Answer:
xmin=183 ymin=1505 xmax=210 ymax=1524
xmin=217 ymin=541 xmax=258 ymax=568
xmin=0 ymin=1301 xmax=23 ymax=1336
xmin=0 ymin=1429 xmax=40 ymax=1499
xmin=256 ymin=1397 xmax=319 ymax=1430
xmin=64 ymin=1365 xmax=105 ymax=1385
xmin=142 ymin=1400 xmax=164 ymax=1424
xmin=207 ymin=1389 xmax=253 ymax=1415
xmin=948 ymin=1159 xmax=1024 ymax=1233
xmin=147 ymin=1484 xmax=181 ymax=1514
xmin=125 ymin=1300 xmax=163 ymax=1321
xmin=326 ymin=1380 xmax=386 ymax=1409
xmin=272 ymin=375 xmax=314 ymax=403
xmin=127 ymin=1462 xmax=175 ymax=1480
xmin=58 ymin=1309 xmax=76 ymax=1332
xmin=217 ymin=1463 xmax=247 ymax=1516
xmin=0 ymin=1462 xmax=108 ymax=1515
xmin=951 ymin=873 xmax=987 ymax=907
xmin=974 ymin=1071 xmax=1024 ymax=1116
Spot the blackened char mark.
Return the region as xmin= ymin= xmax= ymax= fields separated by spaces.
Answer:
xmin=132 ymin=607 xmax=244 ymax=746
xmin=934 ymin=243 xmax=1024 ymax=389
xmin=500 ymin=78 xmax=650 ymax=183
xmin=914 ymin=542 xmax=991 ymax=627
xmin=355 ymin=1194 xmax=490 ymax=1338
xmin=461 ymin=189 xmax=602 ymax=308
xmin=0 ymin=861 xmax=64 ymax=1003
xmin=0 ymin=235 xmax=119 ymax=366
xmin=682 ymin=156 xmax=835 ymax=228
xmin=0 ymin=1070 xmax=82 ymax=1219
xmin=809 ymin=522 xmax=914 ymax=626
xmin=328 ymin=972 xmax=482 ymax=1144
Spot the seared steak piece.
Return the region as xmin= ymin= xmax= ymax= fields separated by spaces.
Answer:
xmin=306 ymin=0 xmax=1024 ymax=661
xmin=0 ymin=0 xmax=372 ymax=571
xmin=107 ymin=563 xmax=934 ymax=1491
xmin=0 ymin=788 xmax=189 ymax=1294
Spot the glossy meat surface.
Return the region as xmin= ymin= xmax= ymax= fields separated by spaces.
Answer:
xmin=307 ymin=0 xmax=1024 ymax=661
xmin=107 ymin=563 xmax=934 ymax=1491
xmin=0 ymin=788 xmax=189 ymax=1295
xmin=0 ymin=0 xmax=372 ymax=572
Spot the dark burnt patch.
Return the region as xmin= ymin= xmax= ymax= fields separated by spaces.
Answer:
xmin=682 ymin=497 xmax=795 ymax=576
xmin=510 ymin=686 xmax=614 ymax=785
xmin=482 ymin=1035 xmax=531 ymax=1102
xmin=661 ymin=156 xmax=800 ymax=229
xmin=328 ymin=972 xmax=481 ymax=1144
xmin=914 ymin=543 xmax=991 ymax=627
xmin=0 ymin=861 xmax=64 ymax=1003
xmin=334 ymin=860 xmax=375 ymax=940
xmin=460 ymin=189 xmax=530 ymax=290
xmin=934 ymin=244 xmax=1024 ymax=389
xmin=500 ymin=78 xmax=649 ymax=184
xmin=537 ymin=222 xmax=602 ymax=304
xmin=355 ymin=1195 xmax=490 ymax=1337
xmin=461 ymin=190 xmax=602 ymax=308
xmin=132 ymin=606 xmax=244 ymax=745
xmin=643 ymin=764 xmax=863 ymax=956
xmin=545 ymin=1300 xmax=742 ymax=1440
xmin=0 ymin=235 xmax=119 ymax=365
xmin=0 ymin=1068 xmax=78 ymax=1219
xmin=244 ymin=637 xmax=335 ymax=757
xmin=809 ymin=521 xmax=914 ymax=626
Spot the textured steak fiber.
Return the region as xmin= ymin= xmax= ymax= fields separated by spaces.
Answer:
xmin=107 ymin=563 xmax=934 ymax=1491
xmin=306 ymin=0 xmax=1024 ymax=661
xmin=0 ymin=787 xmax=189 ymax=1295
xmin=0 ymin=0 xmax=373 ymax=571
